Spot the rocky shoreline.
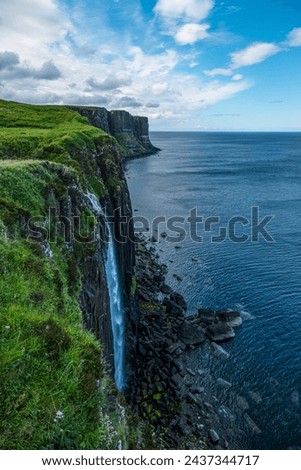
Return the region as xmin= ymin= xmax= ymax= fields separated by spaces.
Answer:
xmin=127 ymin=235 xmax=252 ymax=449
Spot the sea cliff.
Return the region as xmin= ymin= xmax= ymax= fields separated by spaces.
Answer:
xmin=0 ymin=99 xmax=243 ymax=451
xmin=0 ymin=100 xmax=143 ymax=449
xmin=69 ymin=106 xmax=160 ymax=157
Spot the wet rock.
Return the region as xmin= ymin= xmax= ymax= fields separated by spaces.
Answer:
xmin=218 ymin=406 xmax=234 ymax=422
xmin=248 ymin=391 xmax=263 ymax=404
xmin=191 ymin=386 xmax=205 ymax=394
xmin=178 ymin=322 xmax=206 ymax=346
xmin=160 ymin=284 xmax=173 ymax=295
xmin=167 ymin=343 xmax=182 ymax=354
xmin=244 ymin=413 xmax=262 ymax=434
xmin=138 ymin=290 xmax=150 ymax=302
xmin=217 ymin=310 xmax=242 ymax=328
xmin=291 ymin=390 xmax=299 ymax=405
xmin=198 ymin=308 xmax=217 ymax=324
xmin=164 ymin=300 xmax=184 ymax=317
xmin=211 ymin=342 xmax=230 ymax=358
xmin=139 ymin=344 xmax=147 ymax=356
xmin=171 ymin=373 xmax=184 ymax=389
xmin=154 ymin=274 xmax=165 ymax=284
xmin=208 ymin=429 xmax=220 ymax=443
xmin=217 ymin=378 xmax=232 ymax=388
xmin=206 ymin=322 xmax=235 ymax=342
xmin=186 ymin=367 xmax=196 ymax=377
xmin=170 ymin=292 xmax=187 ymax=310
xmin=237 ymin=396 xmax=250 ymax=411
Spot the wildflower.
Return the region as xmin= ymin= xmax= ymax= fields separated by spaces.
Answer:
xmin=56 ymin=410 xmax=64 ymax=420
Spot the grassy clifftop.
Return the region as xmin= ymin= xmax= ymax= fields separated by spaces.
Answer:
xmin=0 ymin=100 xmax=124 ymax=198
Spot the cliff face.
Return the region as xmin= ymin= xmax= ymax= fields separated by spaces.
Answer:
xmin=69 ymin=106 xmax=160 ymax=158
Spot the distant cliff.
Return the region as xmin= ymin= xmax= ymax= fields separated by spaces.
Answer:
xmin=69 ymin=106 xmax=160 ymax=158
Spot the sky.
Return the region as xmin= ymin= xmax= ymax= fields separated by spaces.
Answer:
xmin=0 ymin=0 xmax=301 ymax=131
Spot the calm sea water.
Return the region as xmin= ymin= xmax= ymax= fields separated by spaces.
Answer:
xmin=126 ymin=132 xmax=301 ymax=450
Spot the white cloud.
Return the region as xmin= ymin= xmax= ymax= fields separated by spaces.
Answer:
xmin=230 ymin=42 xmax=281 ymax=69
xmin=204 ymin=67 xmax=233 ymax=77
xmin=175 ymin=23 xmax=210 ymax=45
xmin=192 ymin=80 xmax=250 ymax=106
xmin=151 ymin=82 xmax=170 ymax=95
xmin=232 ymin=73 xmax=243 ymax=81
xmin=0 ymin=0 xmax=70 ymax=61
xmin=286 ymin=28 xmax=301 ymax=47
xmin=154 ymin=0 xmax=214 ymax=21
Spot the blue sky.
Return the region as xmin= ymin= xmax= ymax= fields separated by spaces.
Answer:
xmin=0 ymin=0 xmax=301 ymax=130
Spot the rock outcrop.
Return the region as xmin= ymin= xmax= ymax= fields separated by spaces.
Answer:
xmin=69 ymin=106 xmax=160 ymax=158
xmin=129 ymin=236 xmax=244 ymax=449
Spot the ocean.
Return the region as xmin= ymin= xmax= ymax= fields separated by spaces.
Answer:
xmin=126 ymin=132 xmax=301 ymax=450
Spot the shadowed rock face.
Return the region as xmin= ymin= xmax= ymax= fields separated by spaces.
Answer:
xmin=69 ymin=106 xmax=160 ymax=157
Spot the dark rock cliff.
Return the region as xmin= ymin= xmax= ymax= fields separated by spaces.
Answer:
xmin=69 ymin=106 xmax=160 ymax=158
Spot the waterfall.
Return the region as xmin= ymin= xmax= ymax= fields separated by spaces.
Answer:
xmin=86 ymin=193 xmax=126 ymax=391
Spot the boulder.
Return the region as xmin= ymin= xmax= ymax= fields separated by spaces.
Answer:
xmin=154 ymin=274 xmax=165 ymax=284
xmin=160 ymin=284 xmax=173 ymax=295
xmin=198 ymin=308 xmax=217 ymax=324
xmin=165 ymin=300 xmax=184 ymax=316
xmin=217 ymin=310 xmax=242 ymax=328
xmin=248 ymin=391 xmax=263 ymax=404
xmin=206 ymin=322 xmax=235 ymax=342
xmin=217 ymin=378 xmax=232 ymax=388
xmin=237 ymin=396 xmax=250 ymax=411
xmin=244 ymin=413 xmax=262 ymax=434
xmin=178 ymin=322 xmax=206 ymax=345
xmin=170 ymin=292 xmax=187 ymax=310
xmin=208 ymin=429 xmax=220 ymax=443
xmin=211 ymin=342 xmax=230 ymax=358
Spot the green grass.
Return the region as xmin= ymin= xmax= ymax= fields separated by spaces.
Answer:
xmin=0 ymin=100 xmax=121 ymax=198
xmin=0 ymin=100 xmax=103 ymax=158
xmin=0 ymin=236 xmax=110 ymax=449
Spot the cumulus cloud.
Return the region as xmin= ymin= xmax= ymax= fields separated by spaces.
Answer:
xmin=154 ymin=0 xmax=214 ymax=21
xmin=175 ymin=23 xmax=210 ymax=45
xmin=230 ymin=42 xmax=281 ymax=69
xmin=146 ymin=102 xmax=160 ymax=108
xmin=35 ymin=61 xmax=61 ymax=80
xmin=86 ymin=74 xmax=132 ymax=91
xmin=286 ymin=27 xmax=301 ymax=47
xmin=204 ymin=67 xmax=233 ymax=77
xmin=154 ymin=0 xmax=214 ymax=45
xmin=151 ymin=82 xmax=170 ymax=95
xmin=0 ymin=51 xmax=20 ymax=70
xmin=0 ymin=0 xmax=70 ymax=60
xmin=194 ymin=80 xmax=250 ymax=106
xmin=114 ymin=96 xmax=143 ymax=108
xmin=0 ymin=54 xmax=61 ymax=81
xmin=232 ymin=74 xmax=243 ymax=81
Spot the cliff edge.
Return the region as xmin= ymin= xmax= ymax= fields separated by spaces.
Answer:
xmin=69 ymin=106 xmax=160 ymax=158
